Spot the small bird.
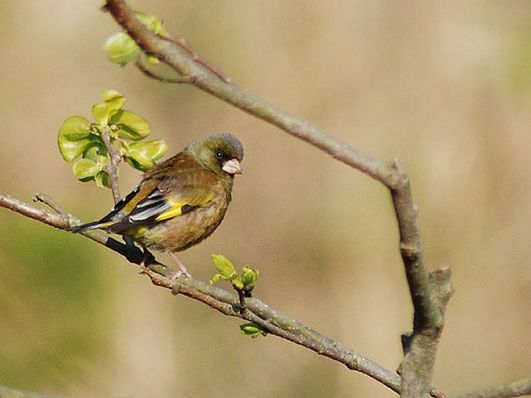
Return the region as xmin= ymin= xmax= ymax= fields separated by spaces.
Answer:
xmin=74 ymin=133 xmax=244 ymax=275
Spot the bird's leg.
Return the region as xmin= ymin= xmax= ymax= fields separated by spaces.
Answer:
xmin=123 ymin=236 xmax=155 ymax=273
xmin=121 ymin=235 xmax=142 ymax=264
xmin=141 ymin=247 xmax=157 ymax=267
xmin=169 ymin=252 xmax=192 ymax=279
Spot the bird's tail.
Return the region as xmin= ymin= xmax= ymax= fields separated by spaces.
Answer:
xmin=71 ymin=220 xmax=113 ymax=233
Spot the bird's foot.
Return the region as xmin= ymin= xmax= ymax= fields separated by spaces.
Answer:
xmin=170 ymin=253 xmax=192 ymax=279
xmin=136 ymin=244 xmax=157 ymax=275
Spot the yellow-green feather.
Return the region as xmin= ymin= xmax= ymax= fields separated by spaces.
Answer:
xmin=155 ymin=191 xmax=215 ymax=222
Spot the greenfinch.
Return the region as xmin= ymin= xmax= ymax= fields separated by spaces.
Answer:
xmin=74 ymin=133 xmax=243 ymax=270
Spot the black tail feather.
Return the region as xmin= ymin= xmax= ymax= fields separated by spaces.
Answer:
xmin=71 ymin=220 xmax=107 ymax=233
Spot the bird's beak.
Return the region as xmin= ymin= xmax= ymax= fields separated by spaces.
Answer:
xmin=222 ymin=158 xmax=243 ymax=175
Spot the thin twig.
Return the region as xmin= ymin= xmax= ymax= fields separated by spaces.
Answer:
xmin=100 ymin=126 xmax=121 ymax=203
xmin=0 ymin=192 xmax=446 ymax=398
xmin=33 ymin=193 xmax=68 ymax=216
xmin=1 ymin=192 xmax=72 ymax=229
xmin=158 ymin=34 xmax=232 ymax=83
xmin=455 ymin=378 xmax=531 ymax=398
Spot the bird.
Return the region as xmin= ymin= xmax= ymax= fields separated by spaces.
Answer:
xmin=73 ymin=132 xmax=244 ymax=276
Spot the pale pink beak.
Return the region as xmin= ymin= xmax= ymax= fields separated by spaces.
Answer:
xmin=222 ymin=158 xmax=243 ymax=175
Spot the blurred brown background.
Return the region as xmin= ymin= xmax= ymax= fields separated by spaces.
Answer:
xmin=0 ymin=1 xmax=530 ymax=397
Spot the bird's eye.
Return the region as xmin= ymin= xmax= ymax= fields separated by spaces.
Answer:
xmin=215 ymin=150 xmax=224 ymax=159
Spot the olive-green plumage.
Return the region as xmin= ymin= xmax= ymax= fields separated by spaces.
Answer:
xmin=75 ymin=133 xmax=244 ymax=253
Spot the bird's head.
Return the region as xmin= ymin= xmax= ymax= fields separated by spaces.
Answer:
xmin=186 ymin=133 xmax=244 ymax=182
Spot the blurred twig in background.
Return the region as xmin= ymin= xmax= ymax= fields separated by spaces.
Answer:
xmin=0 ymin=385 xmax=55 ymax=398
xmin=455 ymin=378 xmax=531 ymax=398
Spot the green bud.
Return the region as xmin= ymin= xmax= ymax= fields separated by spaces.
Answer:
xmin=145 ymin=55 xmax=161 ymax=65
xmin=240 ymin=266 xmax=260 ymax=289
xmin=210 ymin=273 xmax=224 ymax=285
xmin=134 ymin=11 xmax=167 ymax=35
xmin=103 ymin=32 xmax=140 ymax=66
xmin=232 ymin=277 xmax=244 ymax=290
xmin=240 ymin=323 xmax=265 ymax=338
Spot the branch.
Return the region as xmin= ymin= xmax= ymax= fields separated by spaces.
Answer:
xmin=455 ymin=378 xmax=531 ymax=398
xmin=399 ymin=266 xmax=454 ymax=397
xmin=135 ymin=59 xmax=191 ymax=84
xmin=102 ymin=1 xmax=453 ymax=395
xmin=158 ymin=35 xmax=232 ymax=83
xmin=100 ymin=126 xmax=122 ymax=203
xmin=1 ymin=192 xmax=449 ymax=397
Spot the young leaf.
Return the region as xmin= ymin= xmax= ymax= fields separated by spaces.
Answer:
xmin=83 ymin=144 xmax=106 ymax=162
xmin=110 ymin=110 xmax=151 ymax=140
xmin=58 ymin=115 xmax=91 ymax=141
xmin=130 ymin=139 xmax=168 ymax=160
xmin=125 ymin=151 xmax=153 ymax=171
xmin=92 ymin=91 xmax=126 ymax=126
xmin=125 ymin=140 xmax=168 ymax=171
xmin=92 ymin=104 xmax=111 ymax=126
xmin=58 ymin=137 xmax=97 ymax=163
xmin=211 ymin=254 xmax=237 ymax=280
xmin=72 ymin=159 xmax=100 ymax=181
xmin=94 ymin=171 xmax=112 ymax=189
xmin=58 ymin=116 xmax=96 ymax=162
xmin=101 ymin=89 xmax=123 ymax=102
xmin=103 ymin=32 xmax=140 ymax=66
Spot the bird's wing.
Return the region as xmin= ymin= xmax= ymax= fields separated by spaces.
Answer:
xmin=107 ymin=154 xmax=222 ymax=234
xmin=127 ymin=186 xmax=215 ymax=224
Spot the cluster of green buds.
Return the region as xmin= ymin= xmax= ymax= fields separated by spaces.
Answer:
xmin=210 ymin=254 xmax=260 ymax=294
xmin=104 ymin=12 xmax=166 ymax=67
xmin=210 ymin=254 xmax=264 ymax=338
xmin=57 ymin=90 xmax=168 ymax=188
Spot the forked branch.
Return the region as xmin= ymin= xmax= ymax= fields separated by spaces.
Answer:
xmin=102 ymin=0 xmax=452 ymax=395
xmin=456 ymin=378 xmax=531 ymax=398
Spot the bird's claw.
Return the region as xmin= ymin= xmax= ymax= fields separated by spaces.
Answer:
xmin=167 ymin=268 xmax=191 ymax=280
xmin=170 ymin=253 xmax=192 ymax=278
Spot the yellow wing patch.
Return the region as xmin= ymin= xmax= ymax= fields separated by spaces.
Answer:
xmin=155 ymin=192 xmax=214 ymax=222
xmin=155 ymin=200 xmax=186 ymax=221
